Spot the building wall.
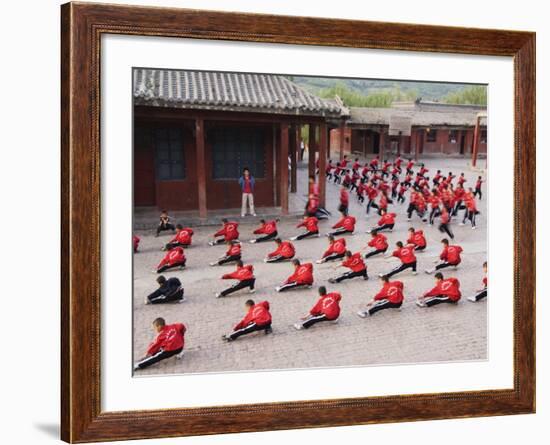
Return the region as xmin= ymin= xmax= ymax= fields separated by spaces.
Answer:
xmin=411 ymin=127 xmax=487 ymax=156
xmin=330 ymin=127 xmax=352 ymax=157
xmin=134 ymin=118 xmax=276 ymax=211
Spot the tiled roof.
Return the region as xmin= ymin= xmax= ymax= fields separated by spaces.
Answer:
xmin=349 ymin=102 xmax=487 ymax=128
xmin=133 ymin=69 xmax=343 ymax=117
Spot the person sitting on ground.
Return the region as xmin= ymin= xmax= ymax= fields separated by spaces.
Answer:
xmin=210 ymin=240 xmax=242 ymax=266
xmin=407 ymin=227 xmax=427 ymax=251
xmin=357 ymin=276 xmax=404 ymax=318
xmin=275 ymin=259 xmax=314 ymax=292
xmin=134 ymin=318 xmax=185 ymax=370
xmin=468 ymin=261 xmax=488 ymax=302
xmin=209 ymin=218 xmax=239 ymax=246
xmin=294 ymin=286 xmax=341 ymax=330
xmin=416 ymin=273 xmax=461 ymax=307
xmin=215 ymin=260 xmax=256 ymax=298
xmin=264 ymin=238 xmax=296 ymax=263
xmin=316 ymin=236 xmax=347 ymax=264
xmin=163 ymin=224 xmax=194 ymax=251
xmin=250 ymin=219 xmax=278 ymax=244
xmin=145 ymin=275 xmax=185 ymax=305
xmin=425 ymin=239 xmax=463 ymax=274
xmin=363 ymin=229 xmax=389 ymax=259
xmin=327 ymin=212 xmax=356 ymax=237
xmin=379 ymin=241 xmax=417 ymax=279
xmin=133 ymin=234 xmax=140 ymax=253
xmin=222 ymin=300 xmax=272 ymax=341
xmin=328 ymin=250 xmax=368 ymax=283
xmin=291 ymin=215 xmax=320 ymax=241
xmin=155 ymin=246 xmax=186 ymax=273
xmin=156 ymin=209 xmax=176 ymax=237
xmin=366 ymin=209 xmax=396 ymax=234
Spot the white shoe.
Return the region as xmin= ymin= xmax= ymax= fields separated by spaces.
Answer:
xmin=250 ymin=239 xmax=257 ymax=244
xmin=249 ymin=289 xmax=256 ymax=294
xmin=467 ymin=296 xmax=477 ymax=302
xmin=366 ymin=230 xmax=372 ymax=234
xmin=215 ymin=292 xmax=222 ymax=298
xmin=209 ymin=262 xmax=218 ymax=266
xmin=411 ymin=271 xmax=418 ymax=275
xmin=416 ymin=300 xmax=425 ymax=307
xmin=178 ymin=297 xmax=186 ymax=303
xmin=357 ymin=310 xmax=368 ymax=318
xmin=263 ymin=258 xmax=268 ymax=263
xmin=208 ymin=241 xmax=215 ymax=246
xmin=294 ymin=323 xmax=304 ymax=330
xmin=459 ymin=222 xmax=465 ymax=226
xmin=316 ymin=259 xmax=324 ymax=264
xmin=316 ymin=233 xmax=321 ymax=238
xmin=144 ymin=298 xmax=150 ymax=305
xmin=425 ymin=269 xmax=433 ymax=274
xmin=241 ymin=214 xmax=246 ymax=218
xmin=275 ymin=286 xmax=282 ymax=292
xmin=472 ymin=226 xmax=477 ymax=230
xmin=378 ymin=273 xmax=384 ymax=278
xmin=289 ymin=236 xmax=298 ymax=241
xmin=252 ymin=213 xmax=257 ymax=217
xmin=176 ymin=351 xmax=185 ymax=360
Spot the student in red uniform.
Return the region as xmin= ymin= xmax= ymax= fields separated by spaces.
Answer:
xmin=333 ymin=162 xmax=342 ymax=184
xmin=134 ymin=318 xmax=185 ymax=370
xmin=397 ymin=182 xmax=408 ymax=204
xmin=366 ymin=209 xmax=395 ymax=233
xmin=394 ymin=155 xmax=403 ymax=173
xmin=209 ymin=218 xmax=239 ymax=246
xmin=416 ymin=273 xmax=461 ymax=307
xmin=433 ymin=170 xmax=443 ymax=186
xmin=216 ymin=260 xmax=256 ymax=297
xmin=145 ymin=275 xmax=185 ymax=305
xmin=329 ymin=250 xmax=368 ymax=283
xmin=156 ymin=210 xmax=176 ymax=237
xmin=438 ymin=206 xmax=454 ymax=239
xmin=425 ymin=239 xmax=463 ymax=274
xmin=275 ymin=259 xmax=314 ymax=292
xmin=155 ymin=247 xmax=186 ymax=273
xmin=133 ymin=234 xmax=140 ymax=253
xmin=406 ymin=158 xmax=415 ymax=175
xmin=210 ymin=240 xmax=242 ymax=266
xmin=317 ymin=236 xmax=347 ymax=264
xmin=294 ymin=286 xmax=341 ymax=330
xmin=363 ymin=229 xmax=389 ymax=259
xmin=325 ymin=160 xmax=335 ymax=180
xmin=352 ymin=158 xmax=361 ymax=173
xmin=357 ymin=276 xmax=404 ymax=318
xmin=380 ymin=241 xmax=417 ymax=278
xmin=264 ymin=238 xmax=296 ymax=263
xmin=377 ymin=192 xmax=389 ymax=215
xmin=222 ymin=300 xmax=272 ymax=341
xmin=474 ymin=176 xmax=484 ymax=199
xmin=163 ymin=224 xmax=194 ymax=251
xmin=452 ymin=184 xmax=466 ymax=216
xmin=250 ymin=219 xmax=278 ymax=243
xmin=327 ymin=212 xmax=356 ymax=236
xmin=365 ymin=182 xmax=379 ymax=214
xmin=461 ymin=188 xmax=479 ymax=229
xmin=468 ymin=261 xmax=488 ymax=302
xmin=341 ymin=155 xmax=349 ymax=169
xmin=339 ymin=185 xmax=349 ymax=216
xmin=291 ymin=215 xmax=320 ymax=240
xmin=407 ymin=227 xmax=427 ymax=251
xmin=428 ymin=189 xmax=441 ymax=225
xmin=419 ymin=163 xmax=429 ymax=177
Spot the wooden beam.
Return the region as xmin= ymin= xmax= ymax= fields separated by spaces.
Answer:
xmin=339 ymin=120 xmax=345 ymax=161
xmin=290 ymin=125 xmax=298 ymax=193
xmin=195 ymin=118 xmax=207 ymax=218
xmin=319 ymin=122 xmax=328 ymax=209
xmin=308 ymin=124 xmax=316 ymax=178
xmin=471 ymin=116 xmax=481 ymax=167
xmin=280 ymin=123 xmax=290 ymax=215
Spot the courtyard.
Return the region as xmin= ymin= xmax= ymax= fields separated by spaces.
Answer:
xmin=132 ymin=157 xmax=487 ymax=376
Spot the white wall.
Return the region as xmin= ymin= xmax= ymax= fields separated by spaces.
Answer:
xmin=0 ymin=0 xmax=545 ymax=444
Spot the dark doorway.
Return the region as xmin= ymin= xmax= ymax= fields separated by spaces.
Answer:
xmin=373 ymin=132 xmax=380 ymax=154
xmin=460 ymin=134 xmax=466 ymax=155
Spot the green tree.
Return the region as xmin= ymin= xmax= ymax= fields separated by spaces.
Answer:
xmin=443 ymin=85 xmax=487 ymax=105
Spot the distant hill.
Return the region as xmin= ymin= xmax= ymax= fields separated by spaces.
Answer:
xmin=290 ymin=76 xmax=484 ymax=104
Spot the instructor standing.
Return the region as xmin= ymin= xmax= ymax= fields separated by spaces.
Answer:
xmin=239 ymin=167 xmax=256 ymax=217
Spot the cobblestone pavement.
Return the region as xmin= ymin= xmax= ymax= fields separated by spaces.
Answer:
xmin=133 ymin=157 xmax=487 ymax=376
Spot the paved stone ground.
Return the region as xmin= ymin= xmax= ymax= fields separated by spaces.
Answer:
xmin=133 ymin=157 xmax=487 ymax=376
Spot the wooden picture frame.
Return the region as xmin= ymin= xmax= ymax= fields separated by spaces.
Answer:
xmin=61 ymin=2 xmax=535 ymax=442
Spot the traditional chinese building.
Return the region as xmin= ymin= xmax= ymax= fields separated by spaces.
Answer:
xmin=133 ymin=69 xmax=344 ymax=216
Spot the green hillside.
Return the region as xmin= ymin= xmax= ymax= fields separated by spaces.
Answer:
xmin=290 ymin=76 xmax=486 ymax=107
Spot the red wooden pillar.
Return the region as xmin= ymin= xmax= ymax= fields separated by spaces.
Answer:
xmin=308 ymin=124 xmax=316 ymax=178
xmin=195 ymin=118 xmax=207 ymax=219
xmin=290 ymin=124 xmax=298 ymax=193
xmin=471 ymin=116 xmax=481 ymax=167
xmin=339 ymin=120 xmax=345 ymax=161
xmin=280 ymin=123 xmax=289 ymax=215
xmin=318 ymin=122 xmax=328 ymax=209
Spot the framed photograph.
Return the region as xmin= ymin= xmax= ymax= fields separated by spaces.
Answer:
xmin=61 ymin=2 xmax=535 ymax=442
